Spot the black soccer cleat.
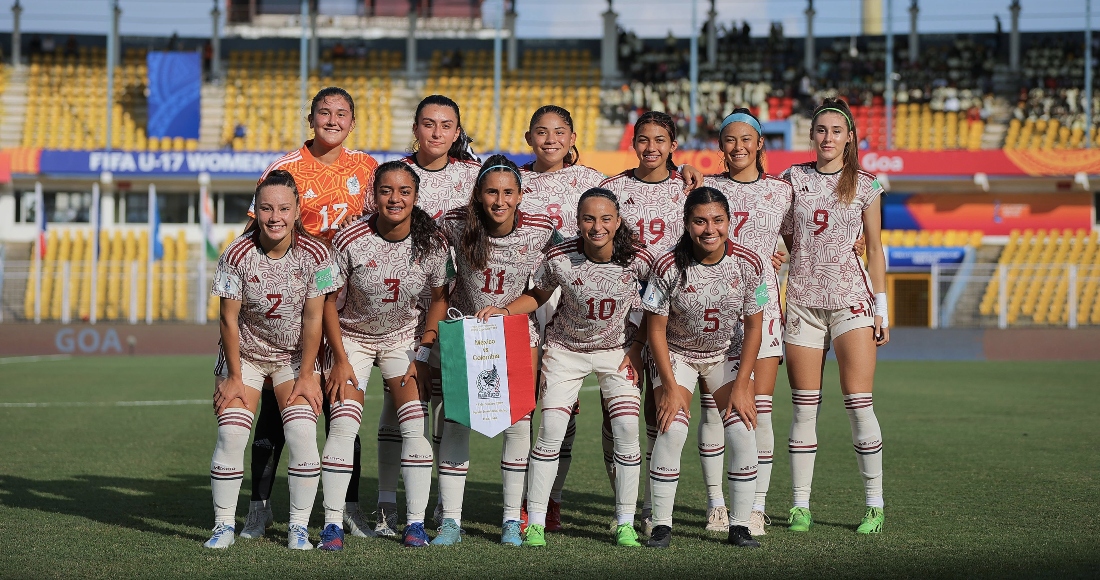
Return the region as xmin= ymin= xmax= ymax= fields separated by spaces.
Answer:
xmin=646 ymin=525 xmax=672 ymax=548
xmin=727 ymin=524 xmax=761 ymax=548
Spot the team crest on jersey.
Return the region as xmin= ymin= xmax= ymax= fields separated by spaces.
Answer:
xmin=476 ymin=365 xmax=502 ymax=399
xmin=789 ymin=316 xmax=801 ymax=335
xmin=347 ymin=175 xmax=361 ymax=196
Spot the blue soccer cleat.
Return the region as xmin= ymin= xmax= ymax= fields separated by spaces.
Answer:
xmin=431 ymin=518 xmax=463 ymax=546
xmin=501 ymin=520 xmax=523 ymax=546
xmin=403 ymin=522 xmax=430 ymax=547
xmin=317 ymin=523 xmax=345 ymax=551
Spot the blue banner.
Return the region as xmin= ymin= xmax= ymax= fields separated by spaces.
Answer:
xmin=146 ymin=52 xmax=202 ymax=140
xmin=886 ymin=246 xmax=968 ymax=269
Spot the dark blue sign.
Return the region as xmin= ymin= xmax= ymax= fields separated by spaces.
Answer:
xmin=887 ymin=246 xmax=967 ymax=268
xmin=146 ymin=52 xmax=202 ymax=140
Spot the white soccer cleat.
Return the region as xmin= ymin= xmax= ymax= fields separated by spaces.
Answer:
xmin=238 ymin=501 xmax=273 ymax=539
xmin=343 ymin=502 xmax=378 ymax=538
xmin=748 ymin=510 xmax=770 ymax=536
xmin=373 ymin=503 xmax=400 ymax=537
xmin=705 ymin=505 xmax=730 ymax=532
xmin=287 ymin=523 xmax=313 ymax=550
xmin=203 ymin=524 xmax=236 ymax=549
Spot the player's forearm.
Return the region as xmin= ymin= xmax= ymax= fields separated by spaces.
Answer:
xmin=321 ymin=296 xmax=349 ymax=363
xmin=298 ymin=297 xmax=325 ymax=371
xmin=422 ymin=287 xmax=450 ymax=347
xmin=503 ymin=290 xmax=543 ymax=316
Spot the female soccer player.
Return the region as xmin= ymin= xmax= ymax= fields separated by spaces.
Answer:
xmin=239 ymin=86 xmax=381 ymax=541
xmin=318 ymin=161 xmax=453 ymax=550
xmin=703 ymin=108 xmax=793 ymax=537
xmin=482 ymin=188 xmax=651 ymax=548
xmin=779 ymin=98 xmax=889 ymax=535
xmin=432 ymin=155 xmax=561 ymax=547
xmin=205 ymin=170 xmax=337 ymax=550
xmin=642 ymin=186 xmax=766 ymax=549
xmin=373 ymin=95 xmax=482 ymax=535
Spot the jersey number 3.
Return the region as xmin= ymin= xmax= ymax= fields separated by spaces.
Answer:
xmin=382 ymin=279 xmax=400 ymax=303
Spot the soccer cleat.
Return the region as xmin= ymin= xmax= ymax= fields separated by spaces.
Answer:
xmin=501 ymin=520 xmax=523 ymax=546
xmin=373 ymin=503 xmax=400 ymax=537
xmin=545 ymin=499 xmax=562 ymax=532
xmin=788 ymin=507 xmax=813 ymax=532
xmin=317 ymin=523 xmax=345 ymax=551
xmin=705 ymin=505 xmax=729 ymax=532
xmin=287 ymin=524 xmax=313 ymax=550
xmin=727 ymin=524 xmax=761 ymax=548
xmin=431 ymin=518 xmax=463 ymax=546
xmin=636 ymin=509 xmax=653 ymax=536
xmin=856 ymin=507 xmax=884 ymax=534
xmin=203 ymin=524 xmax=235 ymax=549
xmin=522 ymin=523 xmax=547 ymax=547
xmin=402 ymin=522 xmax=430 ymax=547
xmin=615 ymin=523 xmax=642 ymax=547
xmin=645 ymin=525 xmax=672 ymax=548
xmin=519 ymin=502 xmax=529 ymax=533
xmin=748 ymin=510 xmax=771 ymax=536
xmin=239 ymin=501 xmax=272 ymax=539
xmin=433 ymin=502 xmax=444 ymax=528
xmin=344 ymin=502 xmax=378 ymax=538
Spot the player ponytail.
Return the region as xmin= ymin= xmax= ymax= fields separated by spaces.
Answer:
xmin=412 ymin=94 xmax=478 ymax=162
xmin=719 ymin=107 xmax=766 ymax=175
xmin=634 ymin=111 xmax=678 ymax=173
xmin=578 ymin=188 xmax=637 ymax=267
xmin=373 ymin=160 xmax=443 ymax=260
xmin=529 ymin=105 xmax=580 ymax=166
xmin=811 ymin=98 xmax=859 ymax=206
xmin=673 ymin=187 xmax=730 ymax=287
xmin=246 ymin=169 xmax=311 ymax=249
xmin=462 ymin=154 xmax=522 ymax=271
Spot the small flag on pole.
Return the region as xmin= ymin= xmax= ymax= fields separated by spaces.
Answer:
xmin=34 ymin=182 xmax=47 ymax=259
xmin=200 ymin=186 xmax=219 ymax=260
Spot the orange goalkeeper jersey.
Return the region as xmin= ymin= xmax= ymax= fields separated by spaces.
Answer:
xmin=254 ymin=141 xmax=380 ymax=240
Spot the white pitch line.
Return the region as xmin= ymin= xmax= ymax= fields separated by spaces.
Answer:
xmin=0 ymin=354 xmax=73 ymax=365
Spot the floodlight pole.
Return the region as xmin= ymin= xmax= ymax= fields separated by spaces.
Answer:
xmin=300 ymin=0 xmax=309 ymax=143
xmin=885 ymin=0 xmax=895 ymax=150
xmin=106 ymin=0 xmax=120 ymax=151
xmin=11 ymin=1 xmax=22 ymax=68
xmin=1086 ymin=0 xmax=1093 ymax=149
xmin=211 ymin=0 xmax=221 ymax=78
xmin=493 ymin=0 xmax=504 ymax=152
xmin=689 ymin=0 xmax=699 ymax=139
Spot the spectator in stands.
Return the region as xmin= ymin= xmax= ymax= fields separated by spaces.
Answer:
xmin=28 ymin=34 xmax=42 ymax=56
xmin=168 ymin=32 xmax=179 ymax=51
xmin=332 ymin=42 xmax=346 ymax=59
xmin=203 ymin=41 xmax=213 ymax=76
xmin=42 ymin=35 xmax=56 ymax=54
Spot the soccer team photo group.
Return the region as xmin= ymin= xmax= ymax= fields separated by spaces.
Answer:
xmin=1 ymin=0 xmax=1097 ymax=577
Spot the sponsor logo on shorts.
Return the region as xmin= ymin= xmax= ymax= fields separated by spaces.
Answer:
xmin=788 ymin=316 xmax=801 ymax=336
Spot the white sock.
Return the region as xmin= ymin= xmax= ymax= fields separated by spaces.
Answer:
xmin=754 ymin=394 xmax=774 ymax=512
xmin=501 ymin=414 xmax=531 ymax=522
xmin=641 ymin=423 xmax=657 ymax=512
xmin=282 ymin=405 xmax=321 ymax=527
xmin=377 ymin=388 xmax=402 ymax=508
xmin=527 ymin=405 xmax=571 ymax=515
xmin=698 ymin=392 xmax=726 ymax=508
xmin=398 ymin=400 xmax=433 ymax=523
xmin=608 ymin=396 xmax=641 ymax=522
xmin=789 ymin=389 xmax=821 ymax=509
xmin=210 ymin=408 xmax=254 ymax=526
xmin=321 ymin=400 xmax=362 ymax=525
xmin=601 ymin=416 xmax=616 ymax=491
xmin=844 ymin=394 xmax=884 ymax=508
xmin=528 ymin=511 xmax=547 ymax=527
xmin=430 ymin=380 xmax=444 ymax=509
xmin=437 ymin=419 xmax=470 ymax=521
xmin=550 ymin=411 xmax=577 ymax=503
xmin=723 ymin=408 xmax=759 ymax=528
xmin=649 ymin=410 xmax=689 ymax=528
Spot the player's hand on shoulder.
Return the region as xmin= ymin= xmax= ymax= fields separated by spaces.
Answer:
xmin=680 ymin=164 xmax=703 ymax=190
xmin=771 ymin=250 xmax=788 ymax=272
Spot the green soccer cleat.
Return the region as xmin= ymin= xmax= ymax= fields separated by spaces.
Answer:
xmin=788 ymin=507 xmax=813 ymax=532
xmin=522 ymin=523 xmax=547 ymax=547
xmin=615 ymin=523 xmax=641 ymax=547
xmin=856 ymin=507 xmax=884 ymax=534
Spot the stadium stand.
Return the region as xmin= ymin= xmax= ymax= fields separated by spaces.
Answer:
xmin=881 ymin=229 xmax=984 ymax=248
xmin=221 ymin=49 xmax=400 ymax=152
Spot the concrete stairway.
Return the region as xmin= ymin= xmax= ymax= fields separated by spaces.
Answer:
xmin=199 ymin=82 xmax=226 ymax=150
xmin=0 ymin=67 xmax=28 ymax=149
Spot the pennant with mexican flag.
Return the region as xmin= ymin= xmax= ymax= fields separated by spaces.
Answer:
xmin=439 ymin=314 xmax=535 ymax=437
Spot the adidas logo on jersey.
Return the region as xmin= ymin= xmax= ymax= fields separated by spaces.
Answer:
xmin=683 ymin=285 xmax=698 ymax=293
xmin=304 ymin=188 xmax=318 ymax=199
xmin=367 ymin=260 xmax=378 ymax=268
xmin=624 ymin=197 xmax=636 ymax=204
xmin=249 ymin=275 xmax=260 ymax=283
xmin=572 ymin=278 xmax=585 ymax=286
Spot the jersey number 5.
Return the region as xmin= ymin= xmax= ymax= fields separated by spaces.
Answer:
xmin=703 ymin=308 xmax=720 ymax=332
xmin=812 ymin=209 xmax=829 ymax=235
xmin=265 ymin=294 xmax=283 ymax=319
xmin=319 ymin=203 xmax=350 ymax=233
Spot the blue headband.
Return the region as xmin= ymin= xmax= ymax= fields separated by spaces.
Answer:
xmin=719 ymin=112 xmax=762 ymax=136
xmin=478 ymin=164 xmax=522 ymax=186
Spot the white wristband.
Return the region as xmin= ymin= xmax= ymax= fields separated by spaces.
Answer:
xmin=874 ymin=292 xmax=889 ymax=328
xmin=415 ymin=345 xmax=432 ymax=363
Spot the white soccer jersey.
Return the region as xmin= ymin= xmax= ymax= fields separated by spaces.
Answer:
xmin=703 ymin=173 xmax=793 ymax=323
xmin=535 ymin=237 xmax=655 ymax=353
xmin=440 ymin=208 xmax=562 ymax=346
xmin=403 ymin=155 xmax=482 ymax=220
xmin=780 ymin=162 xmax=883 ymax=310
xmin=519 ymin=163 xmax=606 ymax=237
xmin=212 ymin=231 xmax=340 ymax=365
xmin=600 ymin=169 xmax=686 ymax=255
xmin=642 ymin=240 xmax=766 ymax=362
xmin=331 ymin=214 xmax=453 ymax=350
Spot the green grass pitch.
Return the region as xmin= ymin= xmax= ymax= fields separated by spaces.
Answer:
xmin=0 ymin=356 xmax=1097 ymax=578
